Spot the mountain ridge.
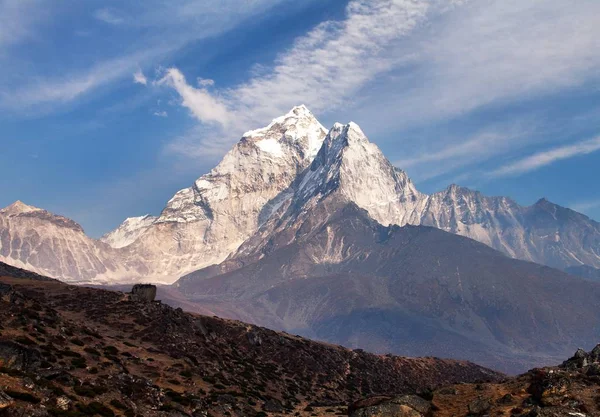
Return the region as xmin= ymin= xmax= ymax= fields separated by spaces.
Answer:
xmin=1 ymin=106 xmax=599 ymax=283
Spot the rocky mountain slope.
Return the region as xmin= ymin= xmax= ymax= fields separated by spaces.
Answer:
xmin=0 ymin=263 xmax=500 ymax=416
xmin=176 ymin=123 xmax=600 ymax=374
xmin=350 ymin=344 xmax=600 ymax=417
xmin=1 ymin=106 xmax=598 ymax=283
xmin=0 ymin=201 xmax=141 ymax=283
xmin=566 ymin=264 xmax=600 ymax=282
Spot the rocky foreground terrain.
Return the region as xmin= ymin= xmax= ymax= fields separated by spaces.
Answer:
xmin=350 ymin=345 xmax=600 ymax=416
xmin=0 ymin=262 xmax=500 ymax=416
xmin=1 ymin=262 xmax=600 ymax=416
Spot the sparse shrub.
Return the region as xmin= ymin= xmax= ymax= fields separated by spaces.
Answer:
xmin=180 ymin=369 xmax=193 ymax=378
xmin=103 ymin=345 xmax=119 ymax=355
xmin=71 ymin=357 xmax=87 ymax=368
xmin=70 ymin=338 xmax=84 ymax=346
xmin=15 ymin=335 xmax=36 ymax=345
xmin=5 ymin=390 xmax=40 ymax=403
xmin=84 ymin=347 xmax=100 ymax=356
xmin=109 ymin=399 xmax=127 ymax=410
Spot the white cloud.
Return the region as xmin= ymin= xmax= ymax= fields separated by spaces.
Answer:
xmin=94 ymin=8 xmax=124 ymax=25
xmin=489 ymin=136 xmax=600 ymax=178
xmin=133 ymin=69 xmax=148 ymax=85
xmin=153 ymin=110 xmax=167 ymax=117
xmin=157 ymin=68 xmax=231 ymax=127
xmin=197 ymin=78 xmax=214 ymax=87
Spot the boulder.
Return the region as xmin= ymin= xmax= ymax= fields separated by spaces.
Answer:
xmin=130 ymin=284 xmax=157 ymax=302
xmin=349 ymin=395 xmax=432 ymax=417
xmin=468 ymin=396 xmax=492 ymax=415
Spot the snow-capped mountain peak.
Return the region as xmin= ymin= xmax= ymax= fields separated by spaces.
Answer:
xmin=296 ymin=121 xmax=424 ymax=226
xmin=101 ymin=214 xmax=157 ymax=249
xmin=0 ymin=200 xmax=42 ymax=215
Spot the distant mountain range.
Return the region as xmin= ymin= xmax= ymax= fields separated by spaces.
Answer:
xmin=2 ymin=106 xmax=600 ymax=373
xmin=1 ymin=106 xmax=598 ymax=285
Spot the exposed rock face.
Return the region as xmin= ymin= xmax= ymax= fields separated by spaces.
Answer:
xmin=130 ymin=283 xmax=157 ymax=302
xmin=0 ymin=201 xmax=138 ymax=283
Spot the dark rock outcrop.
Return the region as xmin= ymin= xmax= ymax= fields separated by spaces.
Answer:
xmin=130 ymin=283 xmax=157 ymax=302
xmin=0 ymin=341 xmax=42 ymax=371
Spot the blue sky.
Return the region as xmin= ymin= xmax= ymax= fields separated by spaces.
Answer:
xmin=1 ymin=0 xmax=599 ymax=237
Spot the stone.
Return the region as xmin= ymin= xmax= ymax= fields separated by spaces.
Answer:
xmin=56 ymin=396 xmax=70 ymax=411
xmin=468 ymin=396 xmax=492 ymax=415
xmin=349 ymin=395 xmax=431 ymax=417
xmin=130 ymin=284 xmax=157 ymax=302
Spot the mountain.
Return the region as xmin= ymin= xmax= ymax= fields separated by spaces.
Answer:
xmin=117 ymin=105 xmax=327 ymax=283
xmin=0 ymin=106 xmax=327 ymax=284
xmin=1 ymin=106 xmax=599 ymax=284
xmin=100 ymin=214 xmax=157 ymax=248
xmin=565 ymin=264 xmax=600 ymax=281
xmin=176 ymin=123 xmax=600 ymax=374
xmin=0 ymin=201 xmax=139 ymax=283
xmin=0 ymin=264 xmax=500 ymax=416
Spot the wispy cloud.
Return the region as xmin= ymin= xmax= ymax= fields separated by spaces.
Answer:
xmin=160 ymin=0 xmax=600 ymax=165
xmin=394 ymin=121 xmax=537 ymax=181
xmin=0 ymin=0 xmax=47 ymax=52
xmin=94 ymin=8 xmax=124 ymax=25
xmin=153 ymin=110 xmax=167 ymax=117
xmin=159 ymin=0 xmax=431 ymax=153
xmin=0 ymin=0 xmax=285 ymax=112
xmin=133 ymin=69 xmax=148 ymax=85
xmin=489 ymin=136 xmax=600 ymax=178
xmin=2 ymin=50 xmax=160 ymax=108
